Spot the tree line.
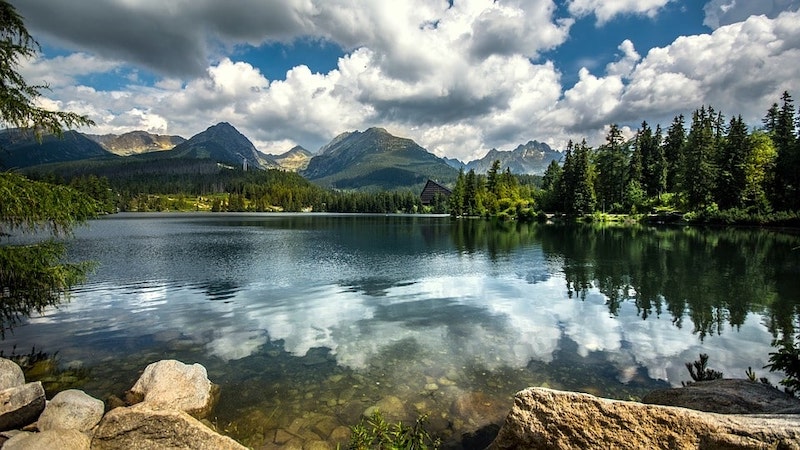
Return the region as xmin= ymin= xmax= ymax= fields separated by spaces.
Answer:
xmin=536 ymin=92 xmax=800 ymax=223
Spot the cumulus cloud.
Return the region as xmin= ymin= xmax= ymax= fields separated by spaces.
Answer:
xmin=567 ymin=0 xmax=673 ymax=25
xmin=12 ymin=0 xmax=315 ymax=77
xmin=620 ymin=11 xmax=800 ymax=125
xmin=10 ymin=1 xmax=800 ymax=161
xmin=703 ymin=0 xmax=800 ymax=29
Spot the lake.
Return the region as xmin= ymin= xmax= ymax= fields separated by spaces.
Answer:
xmin=2 ymin=213 xmax=799 ymax=448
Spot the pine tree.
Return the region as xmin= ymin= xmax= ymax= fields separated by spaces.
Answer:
xmin=715 ymin=116 xmax=750 ymax=209
xmin=771 ymin=91 xmax=799 ymax=210
xmin=594 ymin=124 xmax=628 ymax=212
xmin=683 ymin=107 xmax=719 ymax=210
xmin=664 ymin=115 xmax=687 ymax=193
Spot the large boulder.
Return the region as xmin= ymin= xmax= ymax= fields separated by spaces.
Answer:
xmin=3 ymin=429 xmax=90 ymax=450
xmin=128 ymin=359 xmax=219 ymax=419
xmin=37 ymin=389 xmax=105 ymax=432
xmin=0 ymin=381 xmax=46 ymax=431
xmin=642 ymin=379 xmax=800 ymax=414
xmin=91 ymin=403 xmax=247 ymax=450
xmin=0 ymin=358 xmax=25 ymax=391
xmin=489 ymin=387 xmax=800 ymax=450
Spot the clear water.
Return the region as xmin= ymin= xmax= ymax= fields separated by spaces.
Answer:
xmin=2 ymin=213 xmax=799 ymax=448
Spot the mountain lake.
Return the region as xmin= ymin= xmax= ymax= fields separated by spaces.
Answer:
xmin=2 ymin=212 xmax=800 ymax=448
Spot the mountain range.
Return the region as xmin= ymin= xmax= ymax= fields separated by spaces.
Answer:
xmin=0 ymin=123 xmax=561 ymax=190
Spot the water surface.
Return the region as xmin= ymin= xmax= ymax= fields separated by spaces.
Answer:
xmin=3 ymin=213 xmax=799 ymax=448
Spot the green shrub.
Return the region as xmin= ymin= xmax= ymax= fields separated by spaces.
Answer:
xmin=348 ymin=410 xmax=440 ymax=450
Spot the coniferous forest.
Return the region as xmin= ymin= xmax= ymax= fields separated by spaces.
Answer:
xmin=449 ymin=92 xmax=800 ymax=225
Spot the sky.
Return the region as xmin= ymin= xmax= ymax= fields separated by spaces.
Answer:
xmin=9 ymin=0 xmax=800 ymax=162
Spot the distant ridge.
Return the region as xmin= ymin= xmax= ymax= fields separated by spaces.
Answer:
xmin=163 ymin=122 xmax=278 ymax=169
xmin=465 ymin=140 xmax=561 ymax=175
xmin=0 ymin=129 xmax=114 ymax=169
xmin=301 ymin=127 xmax=457 ymax=190
xmin=270 ymin=145 xmax=312 ymax=171
xmin=87 ymin=131 xmax=185 ymax=156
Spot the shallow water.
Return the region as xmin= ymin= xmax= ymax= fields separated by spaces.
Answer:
xmin=3 ymin=213 xmax=799 ymax=448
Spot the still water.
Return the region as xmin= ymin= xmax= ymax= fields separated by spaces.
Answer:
xmin=3 ymin=213 xmax=800 ymax=447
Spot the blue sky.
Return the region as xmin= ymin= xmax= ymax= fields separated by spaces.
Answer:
xmin=10 ymin=0 xmax=800 ymax=161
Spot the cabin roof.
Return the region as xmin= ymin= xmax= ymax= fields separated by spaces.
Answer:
xmin=420 ymin=179 xmax=452 ymax=205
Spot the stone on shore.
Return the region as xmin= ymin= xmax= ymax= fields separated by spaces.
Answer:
xmin=0 ymin=381 xmax=46 ymax=431
xmin=91 ymin=403 xmax=247 ymax=450
xmin=37 ymin=389 xmax=105 ymax=432
xmin=3 ymin=429 xmax=90 ymax=450
xmin=642 ymin=378 xmax=800 ymax=414
xmin=0 ymin=358 xmax=25 ymax=391
xmin=489 ymin=387 xmax=800 ymax=450
xmin=128 ymin=359 xmax=219 ymax=419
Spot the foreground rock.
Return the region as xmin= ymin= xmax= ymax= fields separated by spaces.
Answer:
xmin=3 ymin=429 xmax=90 ymax=450
xmin=0 ymin=359 xmax=25 ymax=390
xmin=642 ymin=378 xmax=800 ymax=414
xmin=489 ymin=387 xmax=800 ymax=450
xmin=91 ymin=403 xmax=247 ymax=450
xmin=0 ymin=381 xmax=45 ymax=431
xmin=127 ymin=359 xmax=219 ymax=419
xmin=0 ymin=357 xmax=245 ymax=449
xmin=38 ymin=389 xmax=105 ymax=432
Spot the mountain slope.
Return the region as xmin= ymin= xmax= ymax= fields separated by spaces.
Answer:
xmin=466 ymin=141 xmax=561 ymax=175
xmin=161 ymin=122 xmax=277 ymax=169
xmin=271 ymin=145 xmax=312 ymax=171
xmin=302 ymin=127 xmax=457 ymax=190
xmin=87 ymin=131 xmax=185 ymax=156
xmin=0 ymin=129 xmax=115 ymax=169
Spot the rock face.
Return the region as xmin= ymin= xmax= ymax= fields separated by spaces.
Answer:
xmin=91 ymin=403 xmax=247 ymax=450
xmin=3 ymin=429 xmax=90 ymax=450
xmin=38 ymin=389 xmax=105 ymax=432
xmin=642 ymin=379 xmax=800 ymax=414
xmin=128 ymin=359 xmax=219 ymax=419
xmin=0 ymin=381 xmax=45 ymax=431
xmin=489 ymin=387 xmax=800 ymax=450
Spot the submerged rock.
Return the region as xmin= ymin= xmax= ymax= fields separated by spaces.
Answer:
xmin=91 ymin=403 xmax=247 ymax=450
xmin=489 ymin=387 xmax=800 ymax=450
xmin=128 ymin=359 xmax=219 ymax=419
xmin=642 ymin=379 xmax=800 ymax=414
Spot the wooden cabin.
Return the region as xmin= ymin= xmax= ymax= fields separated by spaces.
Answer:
xmin=420 ymin=179 xmax=452 ymax=205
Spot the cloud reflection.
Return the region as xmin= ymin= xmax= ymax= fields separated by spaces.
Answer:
xmin=200 ymin=272 xmax=779 ymax=386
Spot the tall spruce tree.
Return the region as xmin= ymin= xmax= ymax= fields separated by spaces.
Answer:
xmin=771 ymin=91 xmax=799 ymax=210
xmin=663 ymin=114 xmax=687 ymax=193
xmin=593 ymin=124 xmax=628 ymax=212
xmin=683 ymin=106 xmax=719 ymax=209
xmin=715 ymin=115 xmax=750 ymax=209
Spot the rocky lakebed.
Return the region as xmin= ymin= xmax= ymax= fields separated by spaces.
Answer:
xmin=1 ymin=357 xmax=799 ymax=449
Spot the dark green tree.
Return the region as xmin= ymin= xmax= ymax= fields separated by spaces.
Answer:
xmin=449 ymin=168 xmax=466 ymax=217
xmin=559 ymin=140 xmax=595 ymax=214
xmin=593 ymin=124 xmax=628 ymax=212
xmin=715 ymin=115 xmax=750 ymax=210
xmin=771 ymin=91 xmax=799 ymax=210
xmin=683 ymin=107 xmax=719 ymax=210
xmin=0 ymin=0 xmax=96 ymax=336
xmin=663 ymin=114 xmax=686 ymax=193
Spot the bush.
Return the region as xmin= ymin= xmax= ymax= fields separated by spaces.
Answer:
xmin=348 ymin=410 xmax=440 ymax=450
xmin=766 ymin=338 xmax=800 ymax=395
